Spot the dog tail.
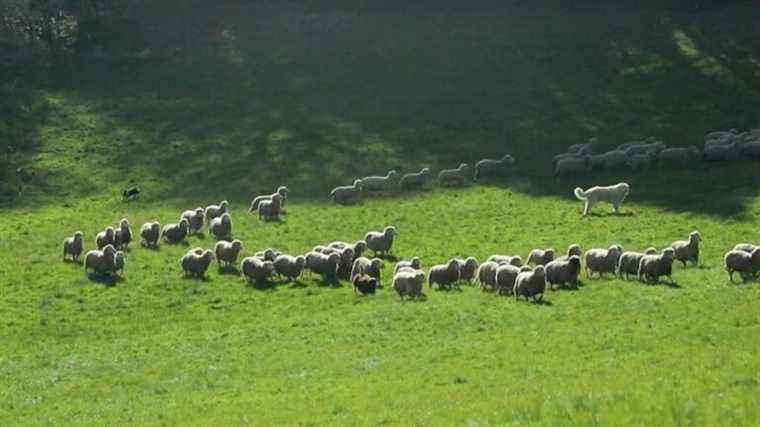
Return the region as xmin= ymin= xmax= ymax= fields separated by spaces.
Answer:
xmin=574 ymin=187 xmax=587 ymax=201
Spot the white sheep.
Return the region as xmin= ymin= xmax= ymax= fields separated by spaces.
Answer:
xmin=393 ymin=269 xmax=426 ymax=298
xmin=584 ymin=245 xmax=623 ymax=278
xmin=63 ymin=231 xmax=84 ymax=262
xmin=255 ymin=248 xmax=282 ymax=262
xmin=350 ymin=257 xmax=384 ymax=282
xmin=249 ymin=186 xmax=289 ymax=213
xmin=554 ymin=156 xmax=592 ymax=176
xmin=474 ymin=155 xmax=515 ymax=181
xmin=241 ymin=257 xmax=275 ymax=284
xmin=494 ymin=264 xmax=521 ymax=296
xmin=658 ymin=146 xmax=700 ymax=168
xmin=329 ymin=180 xmax=362 ymax=205
xmin=358 ymin=170 xmax=399 ymax=192
xmin=733 ymin=243 xmax=758 ymax=253
xmin=205 ymin=200 xmax=229 ymax=222
xmin=544 ymin=255 xmax=582 ymax=289
xmin=327 ymin=240 xmax=367 ymax=260
xmin=703 ymin=142 xmax=741 ymax=162
xmin=258 ymin=194 xmax=283 ymax=221
xmin=273 ymin=255 xmax=306 ymax=281
xmin=95 ymin=226 xmax=115 ymax=250
xmin=555 ymin=245 xmax=582 ymax=261
xmin=638 ymin=248 xmax=676 ymax=284
xmin=724 ymin=248 xmax=760 ymax=282
xmin=113 ymin=251 xmax=125 ymax=276
xmin=513 ymin=266 xmax=547 ymax=302
xmin=454 ymin=257 xmax=479 ymax=283
xmin=181 ymin=249 xmax=214 ymax=278
xmin=214 ymin=240 xmax=244 ymax=268
xmin=84 ymin=244 xmax=117 ymax=276
xmin=477 ymin=261 xmax=500 ymax=292
xmin=616 ymin=247 xmax=657 ymax=280
xmin=306 ymin=251 xmax=341 ymax=282
xmin=486 ymin=255 xmax=523 ymax=267
xmin=161 ymin=219 xmax=190 ymax=244
xmin=394 ymin=257 xmax=422 ymax=274
xmin=527 ymin=248 xmax=555 ymax=266
xmin=397 ymin=166 xmax=431 ymax=190
xmin=209 ymin=213 xmax=233 ymax=240
xmin=593 ymin=150 xmax=628 ymax=171
xmin=140 ymin=222 xmax=161 ymax=248
xmin=181 ymin=208 xmax=205 ymax=234
xmin=438 ymin=163 xmax=470 ymax=187
xmin=365 ymin=226 xmax=397 ymax=257
xmin=429 ymin=259 xmax=461 ymax=290
xmin=671 ymin=231 xmax=701 ymax=267
xmin=113 ymin=218 xmax=132 ymax=249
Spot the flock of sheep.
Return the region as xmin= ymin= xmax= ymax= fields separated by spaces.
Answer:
xmin=553 ymin=128 xmax=760 ymax=176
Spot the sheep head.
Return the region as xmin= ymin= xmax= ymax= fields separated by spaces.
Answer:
xmin=371 ymin=258 xmax=384 ymax=270
xmin=384 ymin=226 xmax=397 ymax=237
xmin=295 ymin=256 xmax=306 ymax=268
xmin=179 ymin=219 xmax=190 ymax=232
xmin=645 ymin=247 xmax=657 ymax=255
xmin=221 ymin=213 xmax=231 ymax=225
xmin=74 ymin=231 xmax=84 ymax=241
xmin=567 ymin=244 xmax=582 ymax=257
xmin=662 ymin=248 xmax=675 ymax=260
xmin=690 ymin=231 xmax=702 ymax=244
xmin=568 ymin=255 xmax=581 ymax=268
xmin=501 ymin=154 xmax=515 ymax=164
xmin=510 ymin=256 xmax=523 ymax=267
xmin=120 ymin=218 xmax=130 ymax=228
xmin=534 ymin=265 xmax=546 ymax=277
xmin=411 ymin=257 xmax=421 ymax=269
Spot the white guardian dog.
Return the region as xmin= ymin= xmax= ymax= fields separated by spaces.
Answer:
xmin=574 ymin=182 xmax=630 ymax=216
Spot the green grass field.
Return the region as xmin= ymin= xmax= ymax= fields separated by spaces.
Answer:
xmin=3 ymin=2 xmax=760 ymax=425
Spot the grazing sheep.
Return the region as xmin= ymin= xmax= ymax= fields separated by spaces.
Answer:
xmin=350 ymin=257 xmax=384 ymax=282
xmin=514 ymin=266 xmax=547 ymax=302
xmin=140 ymin=222 xmax=161 ymax=247
xmin=487 ymin=255 xmax=523 ymax=267
xmin=574 ymin=182 xmax=630 ymax=216
xmin=527 ymin=248 xmax=555 ymax=266
xmin=438 ymin=163 xmax=470 ymax=187
xmin=209 ymin=213 xmax=233 ymax=240
xmin=214 ymin=240 xmax=244 ymax=268
xmin=399 ymin=167 xmax=432 ymax=190
xmin=241 ymin=257 xmax=275 ymax=284
xmin=626 ymin=152 xmax=657 ymax=171
xmin=161 ymin=219 xmax=190 ymax=244
xmin=393 ymin=269 xmax=426 ymax=298
xmin=255 ymin=248 xmax=281 ymax=262
xmin=365 ymin=226 xmax=397 ymax=257
xmin=329 ymin=180 xmax=362 ymax=205
xmin=181 ymin=249 xmax=214 ymax=278
xmin=474 ymin=155 xmax=515 ymax=181
xmin=545 ymin=255 xmax=582 ymax=289
xmin=113 ymin=251 xmax=125 ymax=276
xmin=205 ymin=200 xmax=229 ymax=222
xmin=63 ymin=231 xmax=84 ymax=262
xmin=623 ymin=142 xmax=666 ymax=157
xmin=638 ymin=248 xmax=676 ymax=284
xmin=394 ymin=257 xmax=422 ymax=274
xmin=592 ymin=150 xmax=628 ymax=171
xmin=358 ymin=170 xmax=399 ymax=192
xmin=258 ymin=194 xmax=283 ymax=221
xmin=453 ymin=257 xmax=479 ymax=283
xmin=273 ymin=255 xmax=306 ymax=281
xmin=494 ymin=264 xmax=522 ymax=296
xmin=352 ymin=274 xmax=379 ymax=295
xmin=554 ymin=156 xmax=592 ymax=176
xmin=741 ymin=141 xmax=760 ymax=160
xmin=584 ymin=245 xmax=623 ymax=278
xmin=703 ymin=142 xmax=741 ymax=162
xmin=658 ymin=146 xmax=700 ymax=168
xmin=181 ymin=208 xmax=205 ymax=234
xmin=429 ymin=259 xmax=462 ymax=290
xmin=734 ymin=243 xmax=758 ymax=253
xmin=96 ymin=226 xmax=115 ymax=250
xmin=113 ymin=218 xmax=132 ymax=249
xmin=617 ymin=247 xmax=657 ymax=280
xmin=724 ymin=248 xmax=760 ymax=282
xmin=477 ymin=261 xmax=500 ymax=292
xmin=671 ymin=231 xmax=701 ymax=267
xmin=249 ymin=186 xmax=289 ymax=213
xmin=306 ymin=252 xmax=341 ymax=282
xmin=84 ymin=244 xmax=117 ymax=275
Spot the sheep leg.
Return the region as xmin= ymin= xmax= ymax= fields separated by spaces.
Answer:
xmin=583 ymin=201 xmax=590 ymax=216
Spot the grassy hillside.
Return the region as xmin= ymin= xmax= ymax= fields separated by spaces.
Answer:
xmin=3 ymin=1 xmax=760 ymax=425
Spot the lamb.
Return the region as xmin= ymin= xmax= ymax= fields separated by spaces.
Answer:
xmin=637 ymin=248 xmax=676 ymax=284
xmin=671 ymin=231 xmax=701 ymax=267
xmin=249 ymin=186 xmax=289 ymax=213
xmin=438 ymin=163 xmax=470 ymax=187
xmin=63 ymin=231 xmax=84 ymax=262
xmin=429 ymin=259 xmax=462 ymax=290
xmin=584 ymin=245 xmax=623 ymax=278
xmin=329 ymin=179 xmax=362 ymax=204
xmin=527 ymin=248 xmax=555 ymax=266
xmin=365 ymin=226 xmax=397 ymax=257
xmin=113 ymin=218 xmax=132 ymax=249
xmin=399 ymin=167 xmax=432 ymax=190
xmin=477 ymin=261 xmax=500 ymax=291
xmin=394 ymin=257 xmax=422 ymax=274
xmin=273 ymin=255 xmax=306 ymax=281
xmin=84 ymin=244 xmax=117 ymax=276
xmin=724 ymin=248 xmax=760 ymax=282
xmin=161 ymin=219 xmax=190 ymax=244
xmin=358 ymin=170 xmax=399 ymax=192
xmin=494 ymin=264 xmax=521 ymax=296
xmin=181 ymin=249 xmax=214 ymax=278
xmin=453 ymin=257 xmax=479 ymax=283
xmin=574 ymin=182 xmax=630 ymax=216
xmin=113 ymin=251 xmax=125 ymax=276
xmin=554 ymin=156 xmax=592 ymax=176
xmin=733 ymin=243 xmax=758 ymax=253
xmin=350 ymin=257 xmax=384 ymax=282
xmin=658 ymin=146 xmax=700 ymax=168
xmin=487 ymin=255 xmax=523 ymax=267
xmin=241 ymin=257 xmax=275 ymax=284
xmin=306 ymin=251 xmax=341 ymax=282
xmin=140 ymin=222 xmax=161 ymax=248
xmin=258 ymin=194 xmax=283 ymax=221
xmin=180 ymin=208 xmax=205 ymax=234
xmin=513 ymin=266 xmax=547 ymax=302
xmin=393 ymin=269 xmax=426 ymax=298
xmin=616 ymin=247 xmax=657 ymax=280
xmin=214 ymin=240 xmax=244 ymax=268
xmin=95 ymin=226 xmax=115 ymax=250
xmin=544 ymin=256 xmax=582 ymax=289
xmin=204 ymin=200 xmax=229 ymax=222
xmin=352 ymin=274 xmax=379 ymax=295
xmin=209 ymin=213 xmax=232 ymax=240
xmin=474 ymin=155 xmax=515 ymax=181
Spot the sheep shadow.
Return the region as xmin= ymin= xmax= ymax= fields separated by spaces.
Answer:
xmin=287 ymin=280 xmax=308 ymax=289
xmin=181 ymin=274 xmax=212 ymax=282
xmin=247 ymin=279 xmax=278 ymax=291
xmin=398 ymin=294 xmax=428 ymax=302
xmin=374 ymin=254 xmax=399 ymax=262
xmin=217 ymin=265 xmax=241 ymax=276
xmin=586 ymin=211 xmax=635 ymax=218
xmin=63 ymin=258 xmax=84 ymax=266
xmin=431 ymin=285 xmax=463 ymax=293
xmin=192 ymin=233 xmax=207 ymax=240
xmin=87 ymin=273 xmax=122 ymax=287
xmin=141 ymin=244 xmax=161 ymax=252
xmin=317 ymin=277 xmax=342 ymax=288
